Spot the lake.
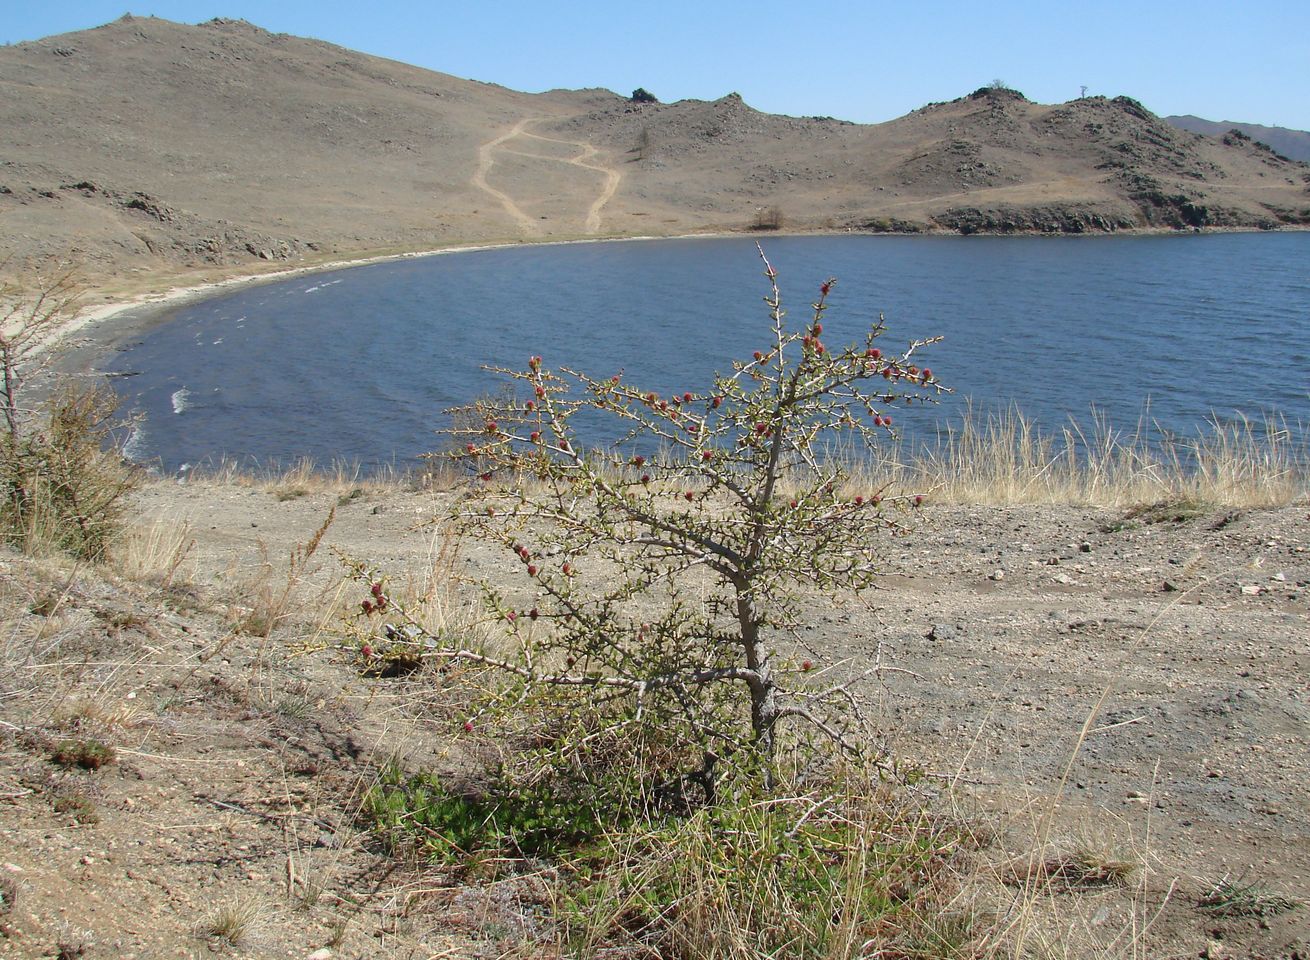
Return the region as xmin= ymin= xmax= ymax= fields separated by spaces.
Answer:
xmin=106 ymin=233 xmax=1310 ymax=474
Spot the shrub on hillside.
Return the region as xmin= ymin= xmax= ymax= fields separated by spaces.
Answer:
xmin=350 ymin=247 xmax=944 ymax=810
xmin=1 ymin=269 xmax=139 ymax=559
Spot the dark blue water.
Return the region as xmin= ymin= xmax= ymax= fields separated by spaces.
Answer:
xmin=107 ymin=234 xmax=1310 ymax=473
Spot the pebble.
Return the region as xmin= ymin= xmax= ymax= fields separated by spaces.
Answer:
xmin=989 ymin=569 xmax=1005 ymax=582
xmin=307 ymin=950 xmax=333 ymax=960
xmin=1240 ymin=584 xmax=1264 ymax=595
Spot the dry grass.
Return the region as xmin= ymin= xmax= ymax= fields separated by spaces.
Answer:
xmin=110 ymin=513 xmax=195 ymax=588
xmin=191 ymin=455 xmax=460 ymax=496
xmin=854 ymin=406 xmax=1307 ymax=509
xmin=174 ymin=405 xmax=1306 ymax=517
xmin=1196 ymin=875 xmax=1300 ymax=919
xmin=197 ymin=898 xmax=266 ymax=947
xmin=232 ymin=507 xmax=334 ymax=638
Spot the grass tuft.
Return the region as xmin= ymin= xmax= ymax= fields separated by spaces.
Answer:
xmin=1197 ymin=875 xmax=1299 ymax=918
xmin=197 ymin=898 xmax=265 ymax=947
xmin=50 ymin=737 xmax=116 ymax=770
xmin=361 ymin=756 xmax=984 ymax=959
xmin=1002 ymin=843 xmax=1137 ymax=891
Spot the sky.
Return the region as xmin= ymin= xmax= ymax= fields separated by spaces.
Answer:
xmin=3 ymin=1 xmax=1308 ymax=131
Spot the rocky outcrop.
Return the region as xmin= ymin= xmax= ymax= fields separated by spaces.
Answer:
xmin=932 ymin=205 xmax=1136 ymax=235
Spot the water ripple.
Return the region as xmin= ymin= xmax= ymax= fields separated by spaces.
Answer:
xmin=107 ymin=234 xmax=1310 ymax=473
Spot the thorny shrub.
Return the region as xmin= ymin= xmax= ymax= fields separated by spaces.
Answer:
xmin=1 ymin=268 xmax=139 ymax=559
xmin=350 ymin=247 xmax=944 ymax=808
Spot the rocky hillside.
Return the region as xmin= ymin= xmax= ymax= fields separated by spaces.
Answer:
xmin=2 ymin=15 xmax=1307 ymax=285
xmin=1166 ymin=115 xmax=1310 ymax=163
xmin=554 ymin=86 xmax=1310 ymax=235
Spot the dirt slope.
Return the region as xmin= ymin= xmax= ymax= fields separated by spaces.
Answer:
xmin=2 ymin=16 xmax=1307 ymax=289
xmin=2 ymin=483 xmax=1306 ymax=957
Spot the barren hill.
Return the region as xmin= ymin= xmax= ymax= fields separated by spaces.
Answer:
xmin=1166 ymin=114 xmax=1310 ymax=163
xmin=2 ymin=15 xmax=1307 ymax=284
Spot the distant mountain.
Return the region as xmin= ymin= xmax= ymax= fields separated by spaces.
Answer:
xmin=1165 ymin=116 xmax=1310 ymax=163
xmin=2 ymin=16 xmax=1308 ymax=283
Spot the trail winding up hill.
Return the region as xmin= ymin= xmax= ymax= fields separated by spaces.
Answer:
xmin=1 ymin=15 xmax=1307 ymax=284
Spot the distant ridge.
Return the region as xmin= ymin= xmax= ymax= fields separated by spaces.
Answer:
xmin=2 ymin=16 xmax=1307 ymax=283
xmin=1165 ymin=116 xmax=1310 ymax=163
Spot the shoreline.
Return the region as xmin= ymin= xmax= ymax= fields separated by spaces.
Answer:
xmin=43 ymin=222 xmax=1308 ymax=383
xmin=46 ymin=232 xmax=732 ymax=373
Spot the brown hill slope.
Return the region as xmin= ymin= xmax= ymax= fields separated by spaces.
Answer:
xmin=2 ymin=16 xmax=1307 ymax=285
xmin=555 ymin=86 xmax=1310 ymax=235
xmin=1166 ymin=114 xmax=1310 ymax=163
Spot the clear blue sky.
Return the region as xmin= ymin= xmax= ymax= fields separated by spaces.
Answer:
xmin=4 ymin=1 xmax=1308 ymax=130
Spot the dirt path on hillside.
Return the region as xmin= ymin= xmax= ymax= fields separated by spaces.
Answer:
xmin=471 ymin=118 xmax=621 ymax=235
xmin=471 ymin=118 xmax=541 ymax=234
xmin=516 ymin=127 xmax=622 ymax=233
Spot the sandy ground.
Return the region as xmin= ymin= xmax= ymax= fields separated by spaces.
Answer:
xmin=4 ymin=476 xmax=1303 ymax=958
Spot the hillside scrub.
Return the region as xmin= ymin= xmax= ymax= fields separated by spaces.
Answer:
xmin=348 ymin=247 xmax=944 ymax=818
xmin=1 ymin=269 xmax=139 ymax=559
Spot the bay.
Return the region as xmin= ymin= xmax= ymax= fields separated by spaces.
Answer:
xmin=107 ymin=233 xmax=1310 ymax=473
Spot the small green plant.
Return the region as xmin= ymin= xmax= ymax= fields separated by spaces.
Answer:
xmin=50 ymin=738 xmax=116 ymax=770
xmin=363 ymin=757 xmax=632 ymax=863
xmin=1198 ymin=875 xmax=1299 ymax=918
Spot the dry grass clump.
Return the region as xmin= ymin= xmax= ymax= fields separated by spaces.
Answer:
xmin=361 ymin=754 xmax=991 ymax=960
xmin=1 ymin=386 xmax=141 ymax=560
xmin=109 ymin=513 xmax=195 ymax=588
xmin=1197 ymin=875 xmax=1300 ymax=918
xmin=231 ymin=507 xmax=333 ymax=638
xmin=192 ymin=455 xmax=456 ymax=498
xmin=856 ymin=406 xmax=1306 ymax=509
xmin=1000 ymin=841 xmax=1137 ymax=891
xmin=197 ymin=897 xmax=266 ymax=948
